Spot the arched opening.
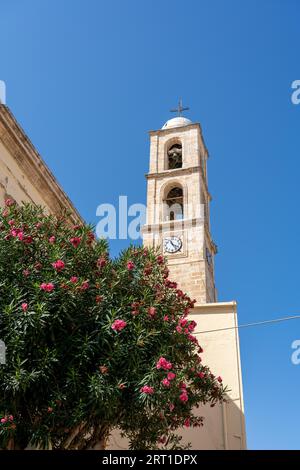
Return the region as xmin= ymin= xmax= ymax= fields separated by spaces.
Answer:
xmin=167 ymin=142 xmax=182 ymax=169
xmin=164 ymin=186 xmax=184 ymax=221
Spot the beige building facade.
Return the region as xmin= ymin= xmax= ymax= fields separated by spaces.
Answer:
xmin=0 ymin=104 xmax=81 ymax=223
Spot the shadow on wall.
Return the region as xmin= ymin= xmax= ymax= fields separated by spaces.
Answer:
xmin=108 ymin=301 xmax=247 ymax=450
xmin=107 ymin=395 xmax=246 ymax=450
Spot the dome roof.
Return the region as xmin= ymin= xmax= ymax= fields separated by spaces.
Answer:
xmin=162 ymin=116 xmax=192 ymax=130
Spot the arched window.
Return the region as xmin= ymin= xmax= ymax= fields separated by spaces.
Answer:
xmin=164 ymin=187 xmax=183 ymax=221
xmin=167 ymin=143 xmax=182 ymax=169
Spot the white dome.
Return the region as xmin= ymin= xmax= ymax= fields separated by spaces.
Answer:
xmin=162 ymin=116 xmax=192 ymax=130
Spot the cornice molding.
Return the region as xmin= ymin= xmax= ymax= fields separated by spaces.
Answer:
xmin=191 ymin=301 xmax=237 ymax=314
xmin=142 ymin=217 xmax=203 ymax=235
xmin=149 ymin=122 xmax=201 ymax=136
xmin=146 ymin=165 xmax=212 ymax=201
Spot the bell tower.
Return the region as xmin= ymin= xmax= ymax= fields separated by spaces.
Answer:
xmin=142 ymin=107 xmax=217 ymax=304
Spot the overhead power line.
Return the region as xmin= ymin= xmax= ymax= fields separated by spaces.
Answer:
xmin=195 ymin=315 xmax=300 ymax=335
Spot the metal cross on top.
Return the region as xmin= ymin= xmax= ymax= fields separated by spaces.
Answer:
xmin=170 ymin=98 xmax=189 ymax=117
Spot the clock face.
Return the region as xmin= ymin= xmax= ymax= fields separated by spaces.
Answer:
xmin=164 ymin=236 xmax=182 ymax=254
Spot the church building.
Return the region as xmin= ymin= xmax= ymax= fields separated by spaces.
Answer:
xmin=140 ymin=110 xmax=246 ymax=449
xmin=0 ymin=102 xmax=246 ymax=450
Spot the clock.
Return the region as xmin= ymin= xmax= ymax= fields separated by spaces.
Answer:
xmin=164 ymin=236 xmax=182 ymax=254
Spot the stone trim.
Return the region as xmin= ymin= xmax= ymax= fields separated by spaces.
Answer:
xmin=191 ymin=300 xmax=237 ymax=312
xmin=146 ymin=165 xmax=211 ymax=201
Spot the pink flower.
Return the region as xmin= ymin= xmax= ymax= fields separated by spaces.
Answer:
xmin=17 ymin=231 xmax=24 ymax=241
xmin=23 ymin=269 xmax=30 ymax=277
xmin=40 ymin=282 xmax=54 ymax=292
xmin=184 ymin=418 xmax=190 ymax=427
xmin=187 ymin=333 xmax=198 ymax=344
xmin=52 ymin=260 xmax=65 ymax=271
xmin=97 ymin=257 xmax=107 ymax=268
xmin=156 ymin=255 xmax=164 ymax=265
xmin=176 ymin=326 xmax=182 ymax=334
xmin=156 ymin=357 xmax=172 ymax=371
xmin=148 ymin=306 xmax=156 ymax=318
xmin=127 ymin=260 xmax=135 ymax=271
xmin=5 ymin=198 xmax=15 ymax=207
xmin=188 ymin=321 xmax=197 ymax=332
xmin=162 ymin=378 xmax=170 ymax=388
xmin=11 ymin=228 xmax=21 ymax=237
xmin=164 ymin=279 xmax=174 ymax=288
xmin=49 ymin=236 xmax=56 ymax=243
xmin=144 ymin=265 xmax=152 ymax=276
xmin=179 ymin=392 xmax=189 ymax=403
xmin=169 ymin=403 xmax=175 ymax=412
xmin=23 ymin=235 xmax=33 ymax=244
xmin=140 ymin=385 xmax=154 ymax=395
xmin=99 ymin=365 xmax=108 ymax=374
xmin=163 ymin=315 xmax=169 ymax=322
xmin=0 ymin=417 xmax=7 ymax=424
xmin=176 ymin=289 xmax=184 ymax=298
xmin=21 ymin=303 xmax=28 ymax=312
xmin=111 ymin=319 xmax=127 ymax=332
xmin=87 ymin=231 xmax=95 ymax=242
xmin=8 ymin=415 xmax=13 ymax=422
xmin=70 ymin=276 xmax=78 ymax=283
xmin=70 ymin=237 xmax=81 ymax=248
xmin=197 ymin=372 xmax=205 ymax=379
xmin=217 ymin=376 xmax=223 ymax=383
xmin=179 ymin=318 xmax=188 ymax=327
xmin=167 ymin=372 xmax=176 ymax=381
xmin=81 ymin=280 xmax=89 ymax=290
xmin=8 ymin=220 xmax=15 ymax=226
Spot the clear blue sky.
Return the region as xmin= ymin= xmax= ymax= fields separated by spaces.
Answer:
xmin=1 ymin=0 xmax=299 ymax=449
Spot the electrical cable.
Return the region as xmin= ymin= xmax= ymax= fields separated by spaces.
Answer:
xmin=195 ymin=315 xmax=300 ymax=334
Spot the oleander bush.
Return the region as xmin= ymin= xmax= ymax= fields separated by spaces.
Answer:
xmin=0 ymin=200 xmax=225 ymax=450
